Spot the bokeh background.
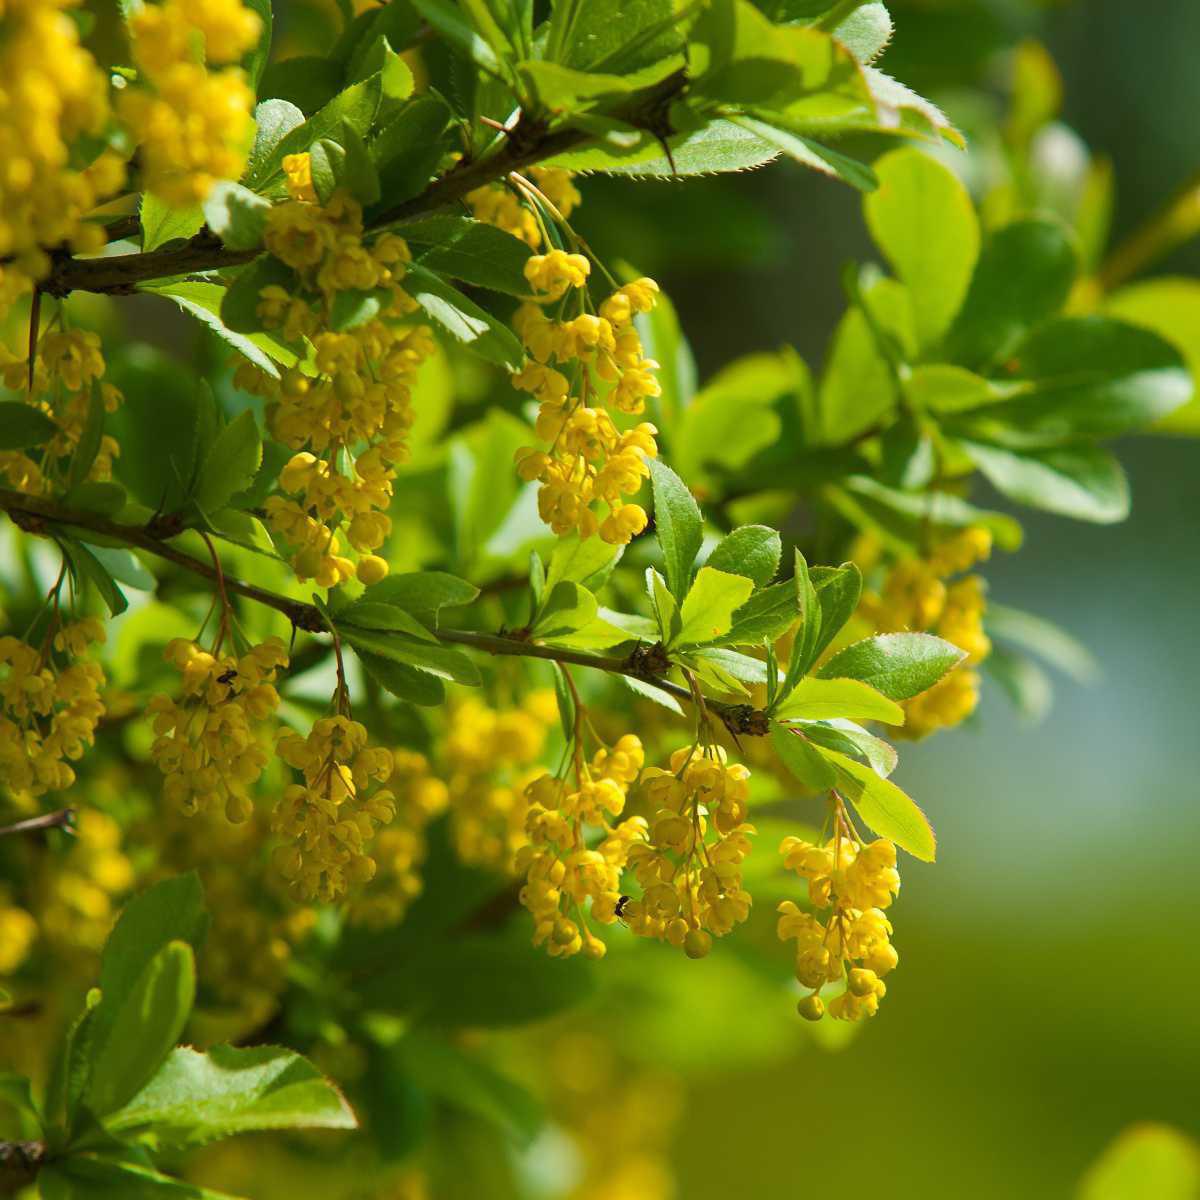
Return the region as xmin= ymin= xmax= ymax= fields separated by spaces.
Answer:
xmin=572 ymin=1 xmax=1200 ymax=1195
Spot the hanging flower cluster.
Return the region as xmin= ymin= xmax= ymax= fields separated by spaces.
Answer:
xmin=0 ymin=0 xmax=123 ymax=313
xmin=777 ymin=804 xmax=900 ymax=1021
xmin=148 ymin=636 xmax=288 ymax=823
xmin=0 ymin=330 xmax=124 ymax=498
xmin=346 ymin=749 xmax=450 ymax=928
xmin=118 ymin=0 xmax=261 ymax=206
xmin=236 ymin=173 xmax=434 ymax=586
xmin=622 ymin=744 xmax=755 ymax=959
xmin=858 ymin=527 xmax=993 ymax=738
xmin=0 ymin=616 xmax=106 ymax=802
xmin=441 ymin=691 xmax=559 ymax=869
xmin=272 ymin=716 xmax=397 ymax=902
xmin=517 ymin=732 xmax=646 ymax=959
xmin=512 ymin=255 xmax=662 ymax=544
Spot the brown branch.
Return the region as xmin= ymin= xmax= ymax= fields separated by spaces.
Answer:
xmin=0 ymin=1142 xmax=44 ymax=1196
xmin=0 ymin=485 xmax=768 ymax=734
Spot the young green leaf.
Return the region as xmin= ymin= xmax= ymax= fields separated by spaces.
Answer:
xmin=772 ymin=676 xmax=904 ymax=724
xmin=803 ymin=719 xmax=898 ymax=778
xmin=818 ymin=632 xmax=966 ymax=700
xmin=392 ymin=215 xmax=533 ymax=296
xmin=40 ymin=1157 xmax=243 ymax=1199
xmin=106 ymin=1044 xmax=356 ymax=1146
xmin=361 ymin=571 xmax=479 ymax=629
xmin=672 ymin=567 xmax=756 ymax=648
xmin=62 ymin=540 xmax=128 ymax=617
xmin=531 ymin=581 xmax=599 ymax=640
xmin=404 ymin=264 xmax=525 ymax=369
xmin=339 ymin=627 xmax=482 ymax=686
xmin=0 ymin=401 xmax=58 ymax=450
xmin=712 ymin=579 xmax=800 ymax=647
xmin=647 ymin=457 xmax=703 ymax=600
xmin=336 ymin=600 xmax=441 ymax=643
xmin=193 ymin=410 xmax=263 ymax=516
xmin=705 ymin=525 xmax=781 ymax=588
xmin=203 ymin=181 xmax=270 ymax=250
xmin=816 ymin=745 xmax=937 ymax=861
xmin=542 ymin=534 xmax=622 ymax=598
xmin=140 ymin=194 xmax=204 ymax=251
xmin=810 ymin=563 xmax=863 ymax=661
xmin=84 ymin=940 xmax=196 ymax=1118
xmin=65 ymin=385 xmax=106 ymax=491
xmin=357 ymin=650 xmax=447 ymax=706
xmin=646 ymin=565 xmax=680 ymax=645
xmin=784 ymin=548 xmax=821 ymax=687
xmin=770 ymin=723 xmax=837 ymax=791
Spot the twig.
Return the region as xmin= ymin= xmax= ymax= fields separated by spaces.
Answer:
xmin=0 ymin=808 xmax=75 ymax=838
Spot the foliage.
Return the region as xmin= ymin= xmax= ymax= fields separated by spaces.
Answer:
xmin=0 ymin=0 xmax=1196 ymax=1196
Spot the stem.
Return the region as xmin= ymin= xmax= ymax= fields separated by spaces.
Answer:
xmin=0 ymin=488 xmax=769 ymax=734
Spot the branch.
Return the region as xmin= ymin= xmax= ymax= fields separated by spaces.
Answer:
xmin=0 ymin=808 xmax=75 ymax=838
xmin=0 ymin=487 xmax=768 ymax=735
xmin=0 ymin=1142 xmax=43 ymax=1196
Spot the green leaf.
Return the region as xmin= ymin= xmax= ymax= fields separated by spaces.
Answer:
xmin=140 ymin=195 xmax=204 ymax=251
xmin=734 ymin=115 xmax=877 ymax=191
xmin=816 ymin=745 xmax=936 ymax=861
xmin=962 ymin=440 xmax=1130 ymax=523
xmin=240 ymin=0 xmax=272 ymax=89
xmin=773 ymin=676 xmax=903 ymax=724
xmin=770 ymin=723 xmax=836 ymax=790
xmin=705 ymin=524 xmax=781 ymax=587
xmin=532 ymin=581 xmax=599 ymax=639
xmin=672 ymin=566 xmax=755 ymax=648
xmin=802 ymin=719 xmax=898 ymax=778
xmin=0 ymin=1072 xmax=40 ymax=1132
xmin=647 ymin=565 xmax=680 ymax=645
xmin=358 ymin=650 xmax=447 ymax=706
xmin=834 ymin=1 xmax=892 ymax=63
xmin=309 ymin=138 xmax=343 ymax=204
xmin=646 ymin=457 xmax=702 ymax=600
xmin=91 ymin=875 xmax=208 ymax=1075
xmin=395 ymin=1034 xmax=541 ymax=1146
xmin=361 ymin=571 xmax=479 ymax=629
xmin=619 ymin=672 xmax=684 ymax=715
xmin=542 ymin=534 xmax=622 ymax=598
xmin=0 ymin=401 xmax=57 ymax=450
xmin=84 ymin=941 xmax=195 ymax=1118
xmin=817 ymin=297 xmax=897 ymax=443
xmin=359 ymin=929 xmax=596 ymax=1028
xmin=339 ymin=121 xmax=382 ymax=205
xmin=66 ymin=386 xmax=105 ymax=490
xmin=863 ymin=147 xmax=979 ymax=349
xmin=904 ymin=364 xmax=1006 ymax=415
xmin=193 ymin=411 xmax=263 ymax=516
xmin=784 ymin=548 xmax=821 ymax=686
xmin=143 ymin=279 xmax=294 ymax=376
xmin=369 ymin=94 xmax=453 ymax=203
xmin=989 ymin=317 xmax=1192 ymax=437
xmin=107 ymin=1044 xmax=356 ymax=1146
xmin=84 ymin=544 xmax=154 ymax=591
xmin=39 ymin=1158 xmax=243 ymax=1199
xmin=203 ymin=181 xmax=270 ymax=250
xmin=984 ymin=644 xmax=1052 ymax=723
xmin=943 ymin=218 xmax=1078 ymax=368
xmin=985 ymin=603 xmax=1098 ymax=684
xmin=713 ymin=579 xmax=800 ymax=647
xmin=337 ymin=600 xmax=440 ymax=643
xmin=548 ymin=0 xmax=682 ymax=73
xmin=62 ymin=540 xmax=128 ymax=617
xmin=393 ymin=215 xmax=532 ymax=296
xmin=861 ymin=66 xmax=962 ymax=147
xmin=243 ymin=99 xmax=305 ymax=185
xmin=404 ymin=264 xmax=525 ymax=369
xmin=410 ymin=0 xmax=506 ymax=76
xmin=819 ymin=633 xmax=965 ymax=700
xmin=810 ymin=563 xmax=863 ymax=661
xmin=339 ymin=627 xmax=481 ymax=686
xmin=1078 ymin=1124 xmax=1200 ymax=1200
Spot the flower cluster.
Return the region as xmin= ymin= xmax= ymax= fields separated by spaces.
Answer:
xmin=118 ymin=0 xmax=260 ymax=206
xmin=272 ymin=716 xmax=397 ymax=902
xmin=859 ymin=527 xmax=993 ymax=738
xmin=512 ymin=255 xmax=662 ymax=544
xmin=516 ymin=733 xmax=646 ymax=959
xmin=441 ymin=691 xmax=559 ymax=869
xmin=0 ymin=617 xmax=106 ymax=802
xmin=0 ymin=0 xmax=123 ymax=314
xmin=467 ymin=167 xmax=582 ymax=248
xmin=235 ymin=178 xmax=434 ymax=585
xmin=346 ymin=749 xmax=449 ymax=928
xmin=622 ymin=745 xmax=755 ymax=959
xmin=0 ymin=330 xmax=124 ymax=498
xmin=777 ymin=817 xmax=900 ymax=1021
xmin=148 ymin=637 xmax=287 ymax=823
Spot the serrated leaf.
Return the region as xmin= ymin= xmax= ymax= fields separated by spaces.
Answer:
xmin=357 ymin=650 xmax=446 ymax=706
xmin=140 ymin=194 xmax=204 ymax=251
xmin=0 ymin=401 xmax=57 ymax=450
xmin=672 ymin=566 xmax=755 ymax=648
xmin=106 ymin=1044 xmax=356 ymax=1146
xmin=85 ymin=941 xmax=195 ymax=1118
xmin=734 ymin=115 xmax=878 ymax=192
xmin=619 ymin=672 xmax=684 ymax=714
xmin=62 ymin=539 xmax=127 ymax=616
xmin=531 ymin=581 xmax=599 ymax=639
xmin=337 ymin=600 xmax=441 ymax=643
xmin=244 ymin=99 xmax=305 ymax=185
xmin=705 ymin=524 xmax=781 ymax=587
xmin=770 ymin=723 xmax=836 ymax=790
xmin=647 ymin=457 xmax=702 ymax=600
xmin=713 ymin=578 xmax=800 ymax=646
xmin=361 ymin=571 xmax=479 ymax=628
xmin=542 ymin=534 xmax=622 ymax=598
xmin=818 ymin=633 xmax=965 ymax=700
xmin=802 ymin=719 xmax=898 ymax=778
xmin=816 ymin=745 xmax=936 ymax=861
xmin=340 ymin=627 xmax=481 ymax=686
xmin=773 ymin=676 xmax=904 ymax=724
xmin=646 ymin=565 xmax=680 ymax=644
xmin=203 ymin=181 xmax=270 ymax=250
xmin=392 ymin=215 xmax=533 ymax=296
xmin=404 ymin=264 xmax=525 ymax=368
xmin=193 ymin=410 xmax=263 ymax=515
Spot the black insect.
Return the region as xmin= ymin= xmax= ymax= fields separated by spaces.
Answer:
xmin=217 ymin=669 xmax=238 ymax=685
xmin=614 ymin=895 xmax=632 ymax=920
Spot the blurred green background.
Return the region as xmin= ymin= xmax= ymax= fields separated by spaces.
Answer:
xmin=573 ymin=1 xmax=1200 ymax=1195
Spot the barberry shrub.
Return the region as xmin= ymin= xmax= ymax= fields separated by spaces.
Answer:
xmin=0 ymin=0 xmax=1195 ymax=1196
